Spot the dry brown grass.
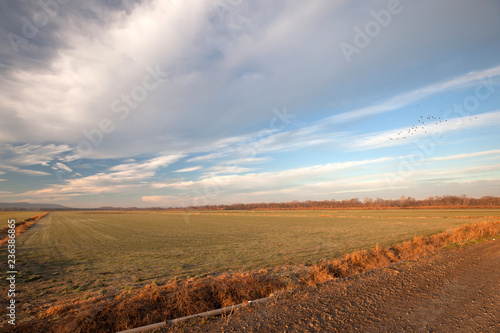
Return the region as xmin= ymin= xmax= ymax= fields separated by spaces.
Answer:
xmin=305 ymin=220 xmax=500 ymax=285
xmin=10 ymin=220 xmax=499 ymax=333
xmin=41 ymin=270 xmax=286 ymax=332
xmin=0 ymin=213 xmax=48 ymax=247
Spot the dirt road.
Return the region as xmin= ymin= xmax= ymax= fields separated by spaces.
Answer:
xmin=162 ymin=239 xmax=499 ymax=332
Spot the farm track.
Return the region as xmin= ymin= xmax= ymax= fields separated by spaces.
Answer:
xmin=18 ymin=214 xmax=58 ymax=260
xmin=19 ymin=214 xmax=79 ymax=266
xmin=163 ymin=239 xmax=500 ymax=333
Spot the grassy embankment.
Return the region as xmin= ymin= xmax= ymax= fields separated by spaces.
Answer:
xmin=0 ymin=212 xmax=48 ymax=247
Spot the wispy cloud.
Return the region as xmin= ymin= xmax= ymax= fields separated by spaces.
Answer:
xmin=223 ymin=157 xmax=271 ymax=165
xmin=383 ymin=163 xmax=500 ymax=188
xmin=426 ymin=149 xmax=500 ymax=162
xmin=188 ymin=123 xmax=346 ymax=164
xmin=203 ymin=166 xmax=254 ymax=176
xmin=175 ymin=162 xmax=500 ymax=206
xmin=322 ymin=65 xmax=500 ymax=124
xmin=109 ymin=155 xmax=184 ymax=173
xmin=6 ymin=154 xmax=184 ymax=199
xmin=0 ymin=143 xmax=73 ymax=166
xmin=52 ymin=163 xmax=73 ymax=173
xmin=174 ymin=166 xmax=202 ymax=173
xmin=0 ymin=164 xmax=51 ymax=176
xmin=142 ymin=196 xmax=174 ymax=202
xmin=152 ymin=157 xmax=394 ymax=191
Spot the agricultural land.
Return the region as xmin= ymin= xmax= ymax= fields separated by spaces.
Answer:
xmin=0 ymin=209 xmax=499 ymax=331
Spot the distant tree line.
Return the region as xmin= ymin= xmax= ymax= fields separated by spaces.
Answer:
xmin=1 ymin=195 xmax=499 ymax=211
xmin=183 ymin=195 xmax=500 ymax=210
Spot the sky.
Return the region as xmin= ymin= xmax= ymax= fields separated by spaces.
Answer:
xmin=0 ymin=0 xmax=499 ymax=208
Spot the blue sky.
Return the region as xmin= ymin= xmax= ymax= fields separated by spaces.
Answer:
xmin=0 ymin=0 xmax=499 ymax=208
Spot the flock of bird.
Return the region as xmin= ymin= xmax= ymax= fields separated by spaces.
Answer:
xmin=389 ymin=115 xmax=447 ymax=141
xmin=389 ymin=113 xmax=479 ymax=141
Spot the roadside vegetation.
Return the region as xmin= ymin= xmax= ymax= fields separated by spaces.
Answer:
xmin=0 ymin=213 xmax=47 ymax=247
xmin=0 ymin=212 xmax=42 ymax=224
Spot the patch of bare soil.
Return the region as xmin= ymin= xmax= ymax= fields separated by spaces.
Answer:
xmin=160 ymin=239 xmax=499 ymax=332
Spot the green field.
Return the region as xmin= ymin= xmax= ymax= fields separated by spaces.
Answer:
xmin=4 ymin=209 xmax=498 ymax=299
xmin=0 ymin=208 xmax=498 ymax=323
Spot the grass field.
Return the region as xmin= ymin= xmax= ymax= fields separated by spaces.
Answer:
xmin=1 ymin=209 xmax=499 ymax=329
xmin=5 ymin=210 xmax=499 ymax=293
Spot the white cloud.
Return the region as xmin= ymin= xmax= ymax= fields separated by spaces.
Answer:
xmin=0 ymin=143 xmax=73 ymax=166
xmin=159 ymin=160 xmax=500 ymax=206
xmin=152 ymin=157 xmax=394 ymax=191
xmin=53 ymin=163 xmax=73 ymax=173
xmin=142 ymin=196 xmax=173 ymax=202
xmin=426 ymin=149 xmax=500 ymax=162
xmin=0 ymin=165 xmax=51 ymax=176
xmin=224 ymin=157 xmax=271 ymax=165
xmin=188 ymin=122 xmax=346 ymax=164
xmin=0 ymin=1 xmax=212 ymax=147
xmin=141 ymin=195 xmax=194 ymax=207
xmin=109 ymin=155 xmax=184 ymax=173
xmin=9 ymin=154 xmax=184 ymax=198
xmin=0 ymin=143 xmax=79 ymax=177
xmin=381 ymin=162 xmax=500 ymax=189
xmin=203 ymin=165 xmax=253 ymax=176
xmin=174 ymin=166 xmax=202 ymax=173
